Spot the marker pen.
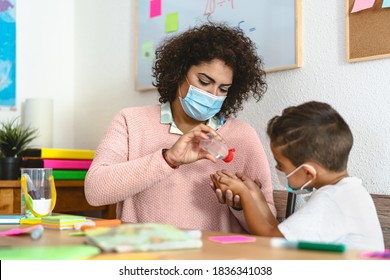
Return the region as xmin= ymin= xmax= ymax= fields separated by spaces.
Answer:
xmin=74 ymin=219 xmax=122 ymax=231
xmin=30 ymin=224 xmax=44 ymax=240
xmin=271 ymin=238 xmax=346 ymax=252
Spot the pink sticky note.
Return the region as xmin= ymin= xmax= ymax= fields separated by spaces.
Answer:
xmin=150 ymin=0 xmax=162 ymax=18
xmin=351 ymin=0 xmax=376 ymax=13
xmin=0 ymin=225 xmax=41 ymax=236
xmin=208 ymin=235 xmax=256 ymax=244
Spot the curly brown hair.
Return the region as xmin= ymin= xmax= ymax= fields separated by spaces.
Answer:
xmin=152 ymin=22 xmax=267 ymax=118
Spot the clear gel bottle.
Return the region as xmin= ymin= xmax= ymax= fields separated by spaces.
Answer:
xmin=199 ymin=132 xmax=235 ymax=162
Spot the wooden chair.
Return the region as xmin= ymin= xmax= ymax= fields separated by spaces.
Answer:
xmin=371 ymin=194 xmax=390 ymax=249
xmin=273 ymin=190 xmax=390 ymax=248
xmin=273 ymin=190 xmax=296 ymax=222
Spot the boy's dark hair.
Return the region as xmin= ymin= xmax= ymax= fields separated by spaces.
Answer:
xmin=152 ymin=21 xmax=267 ymax=118
xmin=267 ymin=101 xmax=353 ymax=171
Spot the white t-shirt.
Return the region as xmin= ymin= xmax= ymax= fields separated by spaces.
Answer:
xmin=278 ymin=177 xmax=384 ymax=251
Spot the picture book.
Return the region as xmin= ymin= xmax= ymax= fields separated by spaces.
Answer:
xmin=22 ymin=158 xmax=92 ymax=170
xmin=20 ymin=148 xmax=95 ymax=160
xmin=42 ymin=215 xmax=87 ymax=230
xmin=84 ymin=223 xmax=202 ymax=253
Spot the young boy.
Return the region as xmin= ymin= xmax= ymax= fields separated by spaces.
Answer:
xmin=211 ymin=101 xmax=384 ymax=251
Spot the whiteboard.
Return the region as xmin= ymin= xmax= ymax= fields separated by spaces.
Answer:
xmin=136 ymin=0 xmax=301 ymax=91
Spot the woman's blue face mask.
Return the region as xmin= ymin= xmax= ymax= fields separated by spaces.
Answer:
xmin=179 ymin=83 xmax=226 ymax=121
xmin=276 ymin=164 xmax=316 ymax=195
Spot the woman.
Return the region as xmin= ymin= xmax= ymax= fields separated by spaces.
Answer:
xmin=85 ymin=22 xmax=276 ymax=233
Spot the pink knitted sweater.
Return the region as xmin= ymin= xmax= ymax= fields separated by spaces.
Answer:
xmin=85 ymin=104 xmax=276 ymax=233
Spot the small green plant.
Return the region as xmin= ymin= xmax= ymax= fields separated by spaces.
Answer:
xmin=0 ymin=118 xmax=38 ymax=158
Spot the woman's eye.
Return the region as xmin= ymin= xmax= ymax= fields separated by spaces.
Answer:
xmin=220 ymin=88 xmax=229 ymax=94
xmin=199 ymin=80 xmax=209 ymax=86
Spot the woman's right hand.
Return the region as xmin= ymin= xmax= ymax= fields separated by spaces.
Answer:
xmin=210 ymin=170 xmax=266 ymax=210
xmin=164 ymin=124 xmax=220 ymax=167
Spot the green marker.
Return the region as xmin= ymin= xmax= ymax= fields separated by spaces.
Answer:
xmin=271 ymin=238 xmax=346 ymax=252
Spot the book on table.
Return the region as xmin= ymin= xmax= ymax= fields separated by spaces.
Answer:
xmin=20 ymin=148 xmax=95 ymax=160
xmin=52 ymin=170 xmax=88 ymax=180
xmin=84 ymin=223 xmax=203 ymax=253
xmin=22 ymin=158 xmax=92 ymax=170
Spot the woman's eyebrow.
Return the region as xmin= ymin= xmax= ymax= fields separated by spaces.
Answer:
xmin=198 ymin=73 xmax=232 ymax=86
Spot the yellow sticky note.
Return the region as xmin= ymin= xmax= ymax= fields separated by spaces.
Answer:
xmin=20 ymin=217 xmax=42 ymax=225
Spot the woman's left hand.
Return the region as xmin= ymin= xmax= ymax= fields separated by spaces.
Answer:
xmin=210 ymin=170 xmax=243 ymax=210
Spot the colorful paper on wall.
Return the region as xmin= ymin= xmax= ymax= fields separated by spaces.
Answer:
xmin=0 ymin=0 xmax=16 ymax=110
xmin=141 ymin=40 xmax=154 ymax=60
xmin=150 ymin=0 xmax=161 ymax=18
xmin=351 ymin=0 xmax=376 ymax=13
xmin=165 ymin=12 xmax=179 ymax=33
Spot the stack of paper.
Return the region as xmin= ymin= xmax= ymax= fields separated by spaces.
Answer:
xmin=0 ymin=215 xmax=26 ymax=225
xmin=85 ymin=223 xmax=202 ymax=253
xmin=42 ymin=215 xmax=87 ymax=230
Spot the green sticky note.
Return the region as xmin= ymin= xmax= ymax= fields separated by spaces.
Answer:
xmin=141 ymin=40 xmax=154 ymax=60
xmin=0 ymin=245 xmax=100 ymax=260
xmin=165 ymin=12 xmax=179 ymax=33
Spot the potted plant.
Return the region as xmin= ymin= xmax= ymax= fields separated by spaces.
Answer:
xmin=0 ymin=118 xmax=38 ymax=180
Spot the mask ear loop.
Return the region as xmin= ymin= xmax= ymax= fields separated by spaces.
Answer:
xmin=286 ymin=164 xmax=317 ymax=190
xmin=21 ymin=175 xmax=57 ymax=217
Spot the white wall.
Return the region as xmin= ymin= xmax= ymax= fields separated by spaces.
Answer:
xmin=239 ymin=1 xmax=390 ymax=195
xmin=73 ymin=0 xmax=158 ymax=149
xmin=0 ymin=0 xmax=75 ymax=148
xmin=1 ymin=0 xmax=389 ymax=195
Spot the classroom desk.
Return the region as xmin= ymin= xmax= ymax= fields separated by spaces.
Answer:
xmin=0 ymin=180 xmax=116 ymax=219
xmin=0 ymin=224 xmax=363 ymax=260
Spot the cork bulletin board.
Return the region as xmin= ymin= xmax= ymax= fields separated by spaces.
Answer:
xmin=347 ymin=0 xmax=390 ymax=62
xmin=136 ymin=0 xmax=302 ymax=91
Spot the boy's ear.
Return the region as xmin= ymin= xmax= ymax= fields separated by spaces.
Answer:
xmin=302 ymin=163 xmax=317 ymax=180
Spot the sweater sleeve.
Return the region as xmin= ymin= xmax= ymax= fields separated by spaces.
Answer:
xmin=84 ymin=109 xmax=175 ymax=206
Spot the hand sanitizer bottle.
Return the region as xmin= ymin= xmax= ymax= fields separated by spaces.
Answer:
xmin=200 ymin=132 xmax=235 ymax=162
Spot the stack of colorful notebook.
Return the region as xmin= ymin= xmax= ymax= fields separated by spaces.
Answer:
xmin=42 ymin=215 xmax=87 ymax=230
xmin=21 ymin=148 xmax=95 ymax=180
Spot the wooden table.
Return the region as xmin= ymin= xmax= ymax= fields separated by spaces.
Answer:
xmin=0 ymin=180 xmax=116 ymax=219
xmin=0 ymin=224 xmax=363 ymax=260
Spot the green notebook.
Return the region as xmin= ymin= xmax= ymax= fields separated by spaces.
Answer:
xmin=53 ymin=170 xmax=87 ymax=180
xmin=0 ymin=245 xmax=100 ymax=260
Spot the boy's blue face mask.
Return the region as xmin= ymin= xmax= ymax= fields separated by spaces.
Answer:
xmin=179 ymin=83 xmax=226 ymax=121
xmin=276 ymin=164 xmax=316 ymax=195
